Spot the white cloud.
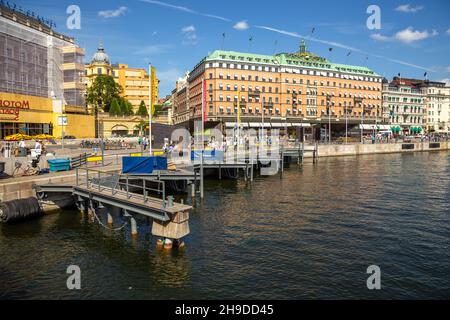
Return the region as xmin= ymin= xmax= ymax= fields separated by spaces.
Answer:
xmin=98 ymin=6 xmax=128 ymax=18
xmin=233 ymin=20 xmax=249 ymax=30
xmin=152 ymin=31 xmax=158 ymax=36
xmin=370 ymin=27 xmax=438 ymax=44
xmin=134 ymin=44 xmax=172 ymax=55
xmin=446 ymin=67 xmax=450 ymax=72
xmin=440 ymin=78 xmax=450 ymax=86
xmin=370 ymin=33 xmax=391 ymax=41
xmin=446 ymin=29 xmax=450 ymax=35
xmin=395 ymin=27 xmax=437 ymax=43
xmin=182 ymin=25 xmax=196 ymax=33
xmin=395 ymin=4 xmax=424 ymax=13
xmin=140 ymin=0 xmax=230 ymax=22
xmin=181 ymin=25 xmax=198 ymax=45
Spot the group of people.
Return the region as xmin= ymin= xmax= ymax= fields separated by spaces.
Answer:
xmin=0 ymin=139 xmax=44 ymax=158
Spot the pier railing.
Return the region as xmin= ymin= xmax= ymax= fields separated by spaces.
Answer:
xmin=75 ymin=167 xmax=166 ymax=207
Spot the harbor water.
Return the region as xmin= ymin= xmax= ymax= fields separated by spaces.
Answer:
xmin=1 ymin=151 xmax=449 ymax=299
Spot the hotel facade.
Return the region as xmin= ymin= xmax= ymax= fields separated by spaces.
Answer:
xmin=0 ymin=3 xmax=94 ymax=139
xmin=173 ymin=41 xmax=383 ymax=139
xmin=382 ymin=77 xmax=450 ymax=134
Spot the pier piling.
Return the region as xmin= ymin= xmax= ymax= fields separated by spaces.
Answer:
xmin=130 ymin=217 xmax=138 ymax=236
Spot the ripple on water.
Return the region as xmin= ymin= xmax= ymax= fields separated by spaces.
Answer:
xmin=0 ymin=152 xmax=449 ymax=299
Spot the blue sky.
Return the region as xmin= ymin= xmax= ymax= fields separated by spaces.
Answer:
xmin=13 ymin=0 xmax=450 ymax=96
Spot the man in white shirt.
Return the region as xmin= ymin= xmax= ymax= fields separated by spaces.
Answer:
xmin=19 ymin=139 xmax=26 ymax=148
xmin=35 ymin=140 xmax=42 ymax=155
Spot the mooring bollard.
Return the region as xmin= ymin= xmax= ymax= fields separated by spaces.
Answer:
xmin=163 ymin=238 xmax=173 ymax=250
xmin=130 ymin=217 xmax=137 ymax=236
xmin=107 ymin=213 xmax=113 ymax=226
xmin=167 ymin=196 xmax=174 ymax=208
xmin=191 ymin=183 xmax=196 ymax=198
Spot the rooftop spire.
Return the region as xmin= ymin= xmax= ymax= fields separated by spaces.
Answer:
xmin=299 ymin=39 xmax=306 ymax=54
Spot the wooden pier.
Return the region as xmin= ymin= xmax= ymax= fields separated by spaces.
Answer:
xmin=34 ymin=167 xmax=192 ymax=241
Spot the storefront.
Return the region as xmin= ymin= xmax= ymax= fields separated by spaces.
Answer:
xmin=0 ymin=92 xmax=95 ymax=139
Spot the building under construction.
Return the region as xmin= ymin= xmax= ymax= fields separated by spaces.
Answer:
xmin=0 ymin=2 xmax=94 ymax=139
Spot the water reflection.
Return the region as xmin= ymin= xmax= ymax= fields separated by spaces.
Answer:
xmin=0 ymin=152 xmax=449 ymax=299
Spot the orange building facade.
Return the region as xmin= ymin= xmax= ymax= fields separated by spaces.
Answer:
xmin=176 ymin=41 xmax=383 ymax=137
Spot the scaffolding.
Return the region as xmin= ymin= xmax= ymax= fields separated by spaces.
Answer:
xmin=0 ymin=9 xmax=84 ymax=106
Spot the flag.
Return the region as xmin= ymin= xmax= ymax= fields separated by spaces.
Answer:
xmin=311 ymin=27 xmax=315 ymax=35
xmin=346 ymin=51 xmax=351 ymax=57
xmin=150 ymin=66 xmax=157 ymax=115
xmin=328 ymin=47 xmax=333 ymax=52
xmin=222 ymin=33 xmax=226 ymax=38
xmin=249 ymin=36 xmax=253 ymax=42
xmin=398 ymin=73 xmax=401 ymax=77
xmin=202 ymin=79 xmax=207 ymax=123
xmin=424 ymin=72 xmax=427 ymax=77
xmin=237 ymin=89 xmax=241 ymax=124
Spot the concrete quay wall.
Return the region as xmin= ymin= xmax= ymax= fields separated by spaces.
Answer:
xmin=314 ymin=142 xmax=449 ymax=158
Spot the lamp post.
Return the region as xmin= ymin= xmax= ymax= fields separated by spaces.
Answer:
xmin=354 ymin=97 xmax=364 ymax=144
xmin=148 ymin=62 xmax=153 ymax=155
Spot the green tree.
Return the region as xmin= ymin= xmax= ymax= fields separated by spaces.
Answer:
xmin=86 ymin=75 xmax=122 ymax=137
xmin=86 ymin=75 xmax=122 ymax=113
xmin=136 ymin=100 xmax=148 ymax=117
xmin=134 ymin=120 xmax=148 ymax=136
xmin=119 ymin=98 xmax=134 ymax=116
xmin=109 ymin=98 xmax=121 ymax=116
xmin=125 ymin=100 xmax=134 ymax=116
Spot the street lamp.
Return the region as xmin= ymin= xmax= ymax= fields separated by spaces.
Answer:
xmin=354 ymin=96 xmax=364 ymax=144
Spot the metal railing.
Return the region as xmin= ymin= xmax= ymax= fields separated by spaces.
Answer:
xmin=75 ymin=167 xmax=166 ymax=207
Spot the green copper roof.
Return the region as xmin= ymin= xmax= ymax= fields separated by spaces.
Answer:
xmin=204 ymin=42 xmax=379 ymax=77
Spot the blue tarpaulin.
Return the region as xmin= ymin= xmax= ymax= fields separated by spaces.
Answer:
xmin=122 ymin=157 xmax=167 ymax=174
xmin=191 ymin=150 xmax=224 ymax=162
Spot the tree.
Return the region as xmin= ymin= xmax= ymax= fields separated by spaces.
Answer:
xmin=136 ymin=100 xmax=148 ymax=117
xmin=134 ymin=120 xmax=148 ymax=136
xmin=86 ymin=75 xmax=122 ymax=138
xmin=125 ymin=100 xmax=134 ymax=116
xmin=109 ymin=98 xmax=121 ymax=116
xmin=119 ymin=98 xmax=134 ymax=116
xmin=86 ymin=75 xmax=122 ymax=113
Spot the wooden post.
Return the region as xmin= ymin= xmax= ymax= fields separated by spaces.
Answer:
xmin=191 ymin=182 xmax=196 ymax=199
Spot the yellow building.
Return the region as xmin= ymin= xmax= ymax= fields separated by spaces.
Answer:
xmin=0 ymin=92 xmax=94 ymax=138
xmin=85 ymin=44 xmax=159 ymax=113
xmin=84 ymin=44 xmax=162 ymax=137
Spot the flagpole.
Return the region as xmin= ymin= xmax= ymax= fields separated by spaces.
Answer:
xmin=237 ymin=89 xmax=241 ymax=146
xmin=201 ymin=78 xmax=205 ymax=149
xmin=148 ymin=63 xmax=152 ymax=155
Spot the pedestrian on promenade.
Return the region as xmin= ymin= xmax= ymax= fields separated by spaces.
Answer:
xmin=143 ymin=137 xmax=148 ymax=151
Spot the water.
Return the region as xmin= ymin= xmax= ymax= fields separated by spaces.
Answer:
xmin=1 ymin=152 xmax=449 ymax=299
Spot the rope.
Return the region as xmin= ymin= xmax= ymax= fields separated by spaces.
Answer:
xmin=89 ymin=206 xmax=129 ymax=231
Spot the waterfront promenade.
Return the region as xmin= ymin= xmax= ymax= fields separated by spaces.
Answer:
xmin=1 ymin=140 xmax=449 ymax=202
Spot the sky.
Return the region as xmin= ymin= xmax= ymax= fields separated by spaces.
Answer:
xmin=11 ymin=0 xmax=450 ymax=96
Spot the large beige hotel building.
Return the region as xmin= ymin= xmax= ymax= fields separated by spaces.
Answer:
xmin=173 ymin=40 xmax=383 ymax=138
